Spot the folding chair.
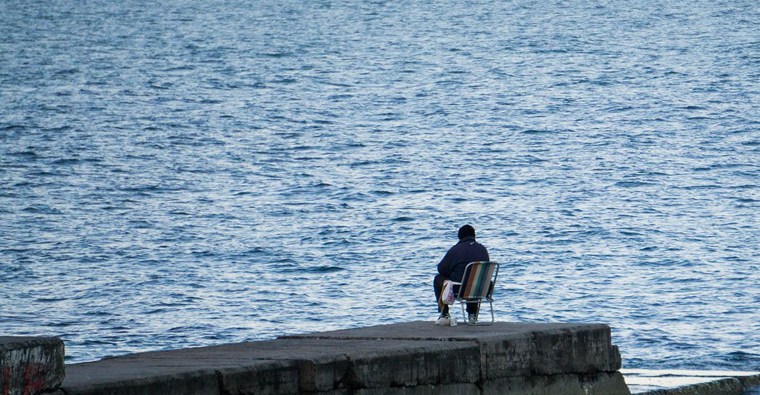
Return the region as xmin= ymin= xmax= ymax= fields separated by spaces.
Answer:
xmin=451 ymin=261 xmax=499 ymax=325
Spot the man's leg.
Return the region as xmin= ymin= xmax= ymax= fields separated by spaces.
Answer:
xmin=466 ymin=300 xmax=479 ymax=316
xmin=433 ymin=274 xmax=449 ymax=315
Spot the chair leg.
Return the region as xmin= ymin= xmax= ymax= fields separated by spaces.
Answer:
xmin=473 ymin=300 xmax=495 ymax=326
xmin=459 ymin=299 xmax=495 ymax=326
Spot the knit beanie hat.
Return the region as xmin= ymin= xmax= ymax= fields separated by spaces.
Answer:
xmin=458 ymin=225 xmax=475 ymax=240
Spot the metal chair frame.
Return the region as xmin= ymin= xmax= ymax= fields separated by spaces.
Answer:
xmin=450 ymin=261 xmax=499 ymax=325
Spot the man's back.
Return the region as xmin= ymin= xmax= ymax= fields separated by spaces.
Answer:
xmin=437 ymin=235 xmax=490 ymax=282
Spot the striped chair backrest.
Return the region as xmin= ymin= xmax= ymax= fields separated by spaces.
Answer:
xmin=460 ymin=261 xmax=496 ymax=299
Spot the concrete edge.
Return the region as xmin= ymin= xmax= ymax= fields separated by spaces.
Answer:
xmin=0 ymin=337 xmax=64 ymax=351
xmin=739 ymin=374 xmax=760 ymax=388
xmin=635 ymin=374 xmax=760 ymax=395
xmin=59 ymin=369 xmax=221 ymax=395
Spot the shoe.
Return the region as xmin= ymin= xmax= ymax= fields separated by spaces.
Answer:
xmin=435 ymin=314 xmax=451 ymax=326
xmin=468 ymin=314 xmax=478 ymax=325
xmin=449 ymin=316 xmax=457 ymax=326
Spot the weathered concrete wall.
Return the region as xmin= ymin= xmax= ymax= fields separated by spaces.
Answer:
xmin=0 ymin=337 xmax=65 ymax=395
xmin=59 ymin=321 xmax=628 ymax=395
xmin=284 ymin=322 xmax=622 ymax=381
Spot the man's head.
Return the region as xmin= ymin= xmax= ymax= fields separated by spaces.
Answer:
xmin=458 ymin=225 xmax=475 ymax=240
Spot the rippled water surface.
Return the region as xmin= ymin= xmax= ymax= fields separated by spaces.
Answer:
xmin=1 ymin=0 xmax=759 ymax=368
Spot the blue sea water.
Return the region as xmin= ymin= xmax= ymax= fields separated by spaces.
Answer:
xmin=1 ymin=0 xmax=759 ymax=370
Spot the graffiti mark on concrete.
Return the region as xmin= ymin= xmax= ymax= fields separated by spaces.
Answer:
xmin=0 ymin=364 xmax=46 ymax=395
xmin=2 ymin=367 xmax=10 ymax=395
xmin=23 ymin=364 xmax=44 ymax=395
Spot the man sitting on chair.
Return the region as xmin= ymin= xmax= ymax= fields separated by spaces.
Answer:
xmin=434 ymin=225 xmax=490 ymax=325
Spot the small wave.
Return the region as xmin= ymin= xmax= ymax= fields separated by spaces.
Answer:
xmin=29 ymin=170 xmax=63 ymax=177
xmin=49 ymin=321 xmax=79 ymax=327
xmin=81 ymin=340 xmax=116 ymax=346
xmin=83 ymin=311 xmax=113 ymax=317
xmin=620 ymin=230 xmax=643 ymax=236
xmin=328 ymin=94 xmax=354 ymax=100
xmin=120 ymin=185 xmax=162 ymax=193
xmin=521 ymin=129 xmax=554 ymax=135
xmin=614 ymin=181 xmax=655 ymax=188
xmin=8 ymin=150 xmax=37 ymax=158
xmin=679 ymin=184 xmax=721 ymax=190
xmin=261 ymin=52 xmax=292 ymax=58
xmin=52 ymin=158 xmax=80 ymax=165
xmin=163 ymin=66 xmax=195 ymax=72
xmin=128 ymin=220 xmax=154 ymax=228
xmin=726 ymin=351 xmax=760 ymax=362
xmin=36 ymin=297 xmax=67 ymax=303
xmin=22 ymin=205 xmax=63 ymax=214
xmin=168 ymin=210 xmax=190 ymax=215
xmin=271 ymin=78 xmax=297 ymax=84
xmin=43 ymin=126 xmax=72 ymax=132
xmin=304 ymin=266 xmax=345 ymax=273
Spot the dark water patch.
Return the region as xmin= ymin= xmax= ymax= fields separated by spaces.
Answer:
xmin=306 ymin=266 xmax=345 ymax=273
xmin=51 ymin=158 xmax=80 ymax=165
xmin=679 ymin=105 xmax=708 ymax=111
xmin=48 ymin=321 xmax=79 ymax=327
xmin=521 ymin=129 xmax=555 ymax=135
xmin=120 ymin=185 xmax=163 ymax=193
xmin=0 ymin=125 xmax=27 ymax=132
xmin=163 ymin=66 xmax=196 ymax=72
xmin=271 ymin=78 xmax=297 ymax=84
xmin=7 ymin=150 xmax=38 ymax=158
xmin=35 ymin=297 xmax=67 ymax=303
xmin=28 ymin=170 xmax=63 ymax=177
xmin=128 ymin=220 xmax=154 ymax=229
xmin=328 ymin=94 xmax=354 ymax=100
xmin=0 ymin=248 xmax=30 ymax=254
xmin=614 ymin=181 xmax=655 ymax=188
xmin=260 ymin=52 xmax=292 ymax=58
xmin=81 ymin=339 xmax=117 ymax=346
xmin=43 ymin=126 xmax=72 ymax=133
xmin=168 ymin=209 xmax=191 ymax=215
xmin=83 ymin=311 xmax=113 ymax=317
xmin=678 ymin=184 xmax=722 ymax=190
xmin=21 ymin=205 xmax=63 ymax=214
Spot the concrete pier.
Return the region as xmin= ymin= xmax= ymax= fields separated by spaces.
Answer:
xmin=58 ymin=321 xmax=629 ymax=395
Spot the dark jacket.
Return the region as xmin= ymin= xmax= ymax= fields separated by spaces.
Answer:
xmin=437 ymin=236 xmax=490 ymax=282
